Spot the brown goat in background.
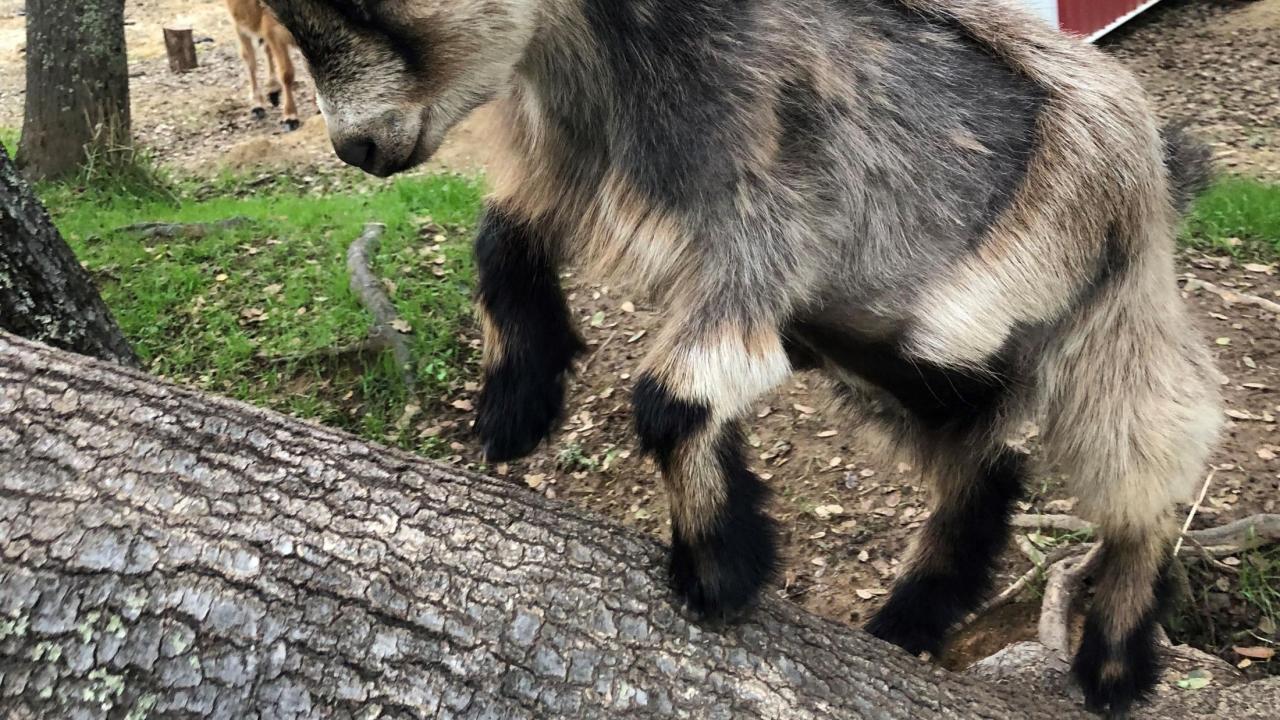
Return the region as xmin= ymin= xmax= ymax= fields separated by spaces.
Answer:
xmin=225 ymin=0 xmax=299 ymax=131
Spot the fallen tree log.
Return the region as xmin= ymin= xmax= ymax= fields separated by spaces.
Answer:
xmin=1 ymin=332 xmax=1277 ymax=718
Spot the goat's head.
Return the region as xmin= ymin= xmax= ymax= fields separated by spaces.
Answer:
xmin=263 ymin=0 xmax=538 ymax=176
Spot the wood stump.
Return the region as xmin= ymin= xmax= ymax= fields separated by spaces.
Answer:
xmin=163 ymin=27 xmax=197 ymax=73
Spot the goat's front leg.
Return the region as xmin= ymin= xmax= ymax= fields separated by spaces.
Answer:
xmin=473 ymin=205 xmax=583 ymax=462
xmin=633 ymin=316 xmax=791 ymax=619
xmin=236 ymin=31 xmax=266 ymax=120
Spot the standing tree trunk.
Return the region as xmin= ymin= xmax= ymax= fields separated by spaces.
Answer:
xmin=0 ymin=144 xmax=138 ymax=365
xmin=2 ymin=332 xmax=1279 ymax=718
xmin=17 ymin=0 xmax=131 ymax=180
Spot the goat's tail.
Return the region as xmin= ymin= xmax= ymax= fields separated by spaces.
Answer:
xmin=1161 ymin=122 xmax=1213 ymax=214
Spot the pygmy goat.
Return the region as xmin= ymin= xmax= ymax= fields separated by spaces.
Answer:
xmin=262 ymin=0 xmax=1221 ymax=714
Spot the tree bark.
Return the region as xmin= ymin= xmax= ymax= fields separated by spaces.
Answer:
xmin=1 ymin=332 xmax=1277 ymax=718
xmin=0 ymin=145 xmax=138 ymax=366
xmin=16 ymin=0 xmax=131 ymax=180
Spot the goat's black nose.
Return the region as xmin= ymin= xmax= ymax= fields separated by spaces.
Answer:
xmin=334 ymin=136 xmax=377 ymax=173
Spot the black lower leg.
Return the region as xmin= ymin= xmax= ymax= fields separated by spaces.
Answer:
xmin=866 ymin=448 xmax=1025 ymax=655
xmin=473 ymin=207 xmax=582 ymax=461
xmin=633 ymin=376 xmax=778 ymax=620
xmin=1074 ymin=547 xmax=1174 ymax=717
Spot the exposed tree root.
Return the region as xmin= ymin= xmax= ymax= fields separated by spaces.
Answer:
xmin=1008 ymin=512 xmax=1280 ymax=558
xmin=1038 ymin=544 xmax=1100 ymax=654
xmin=966 ymin=511 xmax=1280 ymax=677
xmin=1183 ymin=276 xmax=1280 ymax=316
xmin=252 ymin=223 xmax=417 ymax=389
xmin=114 ymin=216 xmax=250 ymax=239
xmin=345 ymin=223 xmax=415 ymax=390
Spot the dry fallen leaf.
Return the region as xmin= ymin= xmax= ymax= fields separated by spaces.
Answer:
xmin=451 ymin=399 xmax=474 ymax=412
xmin=813 ymin=504 xmax=844 ymax=519
xmin=523 ymin=473 xmax=546 ymax=490
xmin=793 ymin=403 xmax=817 ymax=415
xmin=1233 ymin=646 xmax=1275 ymax=661
xmin=1176 ymin=669 xmax=1212 ymax=691
xmin=621 ymin=301 xmax=636 ymax=313
xmin=816 ymin=429 xmax=838 ymax=438
xmin=1244 ymin=356 xmax=1257 ymax=369
xmin=391 ymin=319 xmax=413 ymax=334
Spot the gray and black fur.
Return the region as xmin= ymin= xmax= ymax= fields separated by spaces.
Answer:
xmin=263 ymin=0 xmax=1222 ymax=714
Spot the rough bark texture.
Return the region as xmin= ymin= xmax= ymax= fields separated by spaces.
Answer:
xmin=17 ymin=0 xmax=131 ymax=180
xmin=1 ymin=332 xmax=1277 ymax=718
xmin=0 ymin=146 xmax=138 ymax=367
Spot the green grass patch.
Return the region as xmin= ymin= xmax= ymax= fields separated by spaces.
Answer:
xmin=1185 ymin=177 xmax=1280 ymax=257
xmin=42 ymin=172 xmax=485 ymax=451
xmin=0 ymin=127 xmax=18 ymax=154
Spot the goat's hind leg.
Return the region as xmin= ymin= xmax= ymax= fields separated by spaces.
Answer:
xmin=265 ymin=43 xmax=282 ymax=108
xmin=266 ymin=35 xmax=300 ymax=131
xmin=633 ymin=315 xmax=792 ymax=619
xmin=1038 ymin=284 xmax=1219 ymax=716
xmin=791 ymin=325 xmax=1027 ymax=656
xmin=473 ymin=206 xmax=583 ymax=462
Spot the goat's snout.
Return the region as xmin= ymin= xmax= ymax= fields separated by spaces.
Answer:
xmin=333 ymin=135 xmax=378 ymax=174
xmin=326 ymin=107 xmax=420 ymax=178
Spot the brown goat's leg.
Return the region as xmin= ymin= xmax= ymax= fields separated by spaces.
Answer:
xmin=265 ymin=44 xmax=282 ymax=108
xmin=236 ymin=30 xmax=266 ymax=121
xmin=267 ymin=36 xmax=299 ymax=131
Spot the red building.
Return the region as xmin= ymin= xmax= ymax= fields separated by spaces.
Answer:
xmin=1022 ymin=0 xmax=1165 ymax=40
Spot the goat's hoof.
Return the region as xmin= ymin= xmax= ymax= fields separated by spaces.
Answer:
xmin=475 ymin=371 xmax=567 ymax=463
xmin=668 ymin=512 xmax=777 ymax=622
xmin=1073 ymin=615 xmax=1161 ymax=718
xmin=282 ymin=118 xmax=301 ymax=132
xmin=251 ymin=107 xmax=267 ymax=121
xmin=268 ymin=90 xmax=281 ymax=107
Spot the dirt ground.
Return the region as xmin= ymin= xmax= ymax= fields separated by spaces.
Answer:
xmin=2 ymin=0 xmax=1277 ymax=676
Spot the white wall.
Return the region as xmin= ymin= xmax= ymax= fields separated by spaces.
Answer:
xmin=1018 ymin=0 xmax=1060 ymax=29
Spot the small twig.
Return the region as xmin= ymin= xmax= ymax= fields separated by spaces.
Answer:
xmin=347 ymin=223 xmax=415 ymax=390
xmin=1039 ymin=544 xmax=1102 ymax=655
xmin=1184 ymin=533 xmax=1240 ymax=574
xmin=1011 ymin=514 xmax=1094 ymax=533
xmin=257 ymin=334 xmax=394 ymax=366
xmin=114 ymin=216 xmax=250 ymax=239
xmin=577 ymin=329 xmax=619 ymax=375
xmin=1014 ymin=534 xmax=1046 ymax=565
xmin=1175 ymin=468 xmax=1217 ymax=556
xmin=1183 ymin=277 xmax=1280 ymax=316
xmin=960 ymin=544 xmax=1089 ymax=630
